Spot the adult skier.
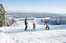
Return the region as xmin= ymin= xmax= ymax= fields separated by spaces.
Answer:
xmin=24 ymin=18 xmax=28 ymax=31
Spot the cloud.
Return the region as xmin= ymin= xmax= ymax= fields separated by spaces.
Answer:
xmin=5 ymin=6 xmax=66 ymax=14
xmin=20 ymin=8 xmax=66 ymax=14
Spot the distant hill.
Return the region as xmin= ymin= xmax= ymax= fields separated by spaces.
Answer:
xmin=7 ymin=12 xmax=66 ymax=18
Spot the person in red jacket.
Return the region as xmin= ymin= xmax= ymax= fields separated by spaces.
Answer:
xmin=44 ymin=23 xmax=50 ymax=30
xmin=33 ymin=22 xmax=36 ymax=31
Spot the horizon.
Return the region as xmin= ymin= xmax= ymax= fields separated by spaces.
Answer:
xmin=5 ymin=10 xmax=66 ymax=14
xmin=1 ymin=0 xmax=66 ymax=14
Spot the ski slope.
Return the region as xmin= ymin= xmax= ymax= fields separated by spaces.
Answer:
xmin=0 ymin=29 xmax=66 ymax=43
xmin=0 ymin=21 xmax=66 ymax=43
xmin=8 ymin=30 xmax=66 ymax=43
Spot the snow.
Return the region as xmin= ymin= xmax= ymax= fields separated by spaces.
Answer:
xmin=0 ymin=32 xmax=15 ymax=43
xmin=0 ymin=30 xmax=66 ymax=43
xmin=0 ymin=20 xmax=66 ymax=43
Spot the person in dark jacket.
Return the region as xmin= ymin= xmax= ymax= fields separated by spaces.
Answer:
xmin=24 ymin=18 xmax=28 ymax=30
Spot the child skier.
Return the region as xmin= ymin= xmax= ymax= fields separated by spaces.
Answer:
xmin=44 ymin=23 xmax=50 ymax=30
xmin=33 ymin=22 xmax=36 ymax=31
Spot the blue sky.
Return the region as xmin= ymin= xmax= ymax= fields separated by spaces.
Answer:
xmin=1 ymin=0 xmax=66 ymax=13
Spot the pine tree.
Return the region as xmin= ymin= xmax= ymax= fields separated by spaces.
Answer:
xmin=0 ymin=4 xmax=5 ymax=27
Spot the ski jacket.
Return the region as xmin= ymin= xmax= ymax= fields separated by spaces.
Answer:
xmin=33 ymin=23 xmax=36 ymax=28
xmin=25 ymin=18 xmax=28 ymax=25
xmin=44 ymin=23 xmax=48 ymax=27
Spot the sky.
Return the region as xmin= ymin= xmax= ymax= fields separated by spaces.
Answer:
xmin=0 ymin=0 xmax=66 ymax=14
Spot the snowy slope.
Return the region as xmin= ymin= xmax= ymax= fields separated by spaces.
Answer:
xmin=8 ymin=30 xmax=66 ymax=43
xmin=0 ymin=30 xmax=66 ymax=43
xmin=0 ymin=21 xmax=66 ymax=32
xmin=0 ymin=20 xmax=66 ymax=43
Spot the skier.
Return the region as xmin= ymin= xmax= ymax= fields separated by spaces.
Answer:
xmin=33 ymin=22 xmax=36 ymax=31
xmin=24 ymin=18 xmax=28 ymax=31
xmin=44 ymin=22 xmax=50 ymax=30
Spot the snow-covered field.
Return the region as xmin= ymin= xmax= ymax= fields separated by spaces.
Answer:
xmin=0 ymin=29 xmax=66 ymax=43
xmin=0 ymin=21 xmax=66 ymax=43
xmin=8 ymin=30 xmax=66 ymax=43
